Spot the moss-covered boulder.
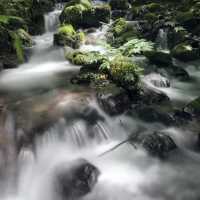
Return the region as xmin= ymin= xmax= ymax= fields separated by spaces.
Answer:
xmin=97 ymin=83 xmax=131 ymax=116
xmin=145 ymin=50 xmax=172 ymax=66
xmin=60 ymin=1 xmax=111 ymax=28
xmin=131 ymin=3 xmax=162 ymax=20
xmin=54 ymin=24 xmax=85 ymax=48
xmin=107 ymin=18 xmax=139 ymax=47
xmin=0 ymin=15 xmax=27 ymax=31
xmin=175 ymin=9 xmax=200 ymax=32
xmin=17 ymin=28 xmax=34 ymax=47
xmin=66 ymin=50 xmax=108 ymax=71
xmin=0 ymin=16 xmax=34 ymax=68
xmin=109 ymin=55 xmax=141 ymax=91
xmin=171 ymin=43 xmax=199 ymax=61
xmin=0 ymin=0 xmax=55 ymax=35
xmin=109 ymin=0 xmax=130 ymax=10
xmin=184 ymin=97 xmax=200 ymax=117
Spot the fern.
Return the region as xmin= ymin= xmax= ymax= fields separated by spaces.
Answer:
xmin=119 ymin=38 xmax=154 ymax=56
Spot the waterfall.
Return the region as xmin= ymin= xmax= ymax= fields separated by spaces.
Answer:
xmin=156 ymin=28 xmax=168 ymax=51
xmin=44 ymin=4 xmax=63 ymax=32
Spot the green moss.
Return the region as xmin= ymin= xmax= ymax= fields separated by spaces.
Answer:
xmin=10 ymin=31 xmax=24 ymax=63
xmin=17 ymin=28 xmax=34 ymax=47
xmin=143 ymin=13 xmax=158 ymax=23
xmin=0 ymin=15 xmax=26 ymax=30
xmin=58 ymin=24 xmax=76 ymax=36
xmin=186 ymin=97 xmax=200 ymax=115
xmin=94 ymin=4 xmax=111 ymax=24
xmin=54 ymin=24 xmax=85 ymax=48
xmin=60 ymin=1 xmax=111 ymax=28
xmin=66 ymin=50 xmax=108 ymax=70
xmin=107 ymin=18 xmax=138 ymax=47
xmin=176 ymin=11 xmax=194 ymax=23
xmin=171 ymin=43 xmax=199 ymax=61
xmin=145 ymin=3 xmax=161 ymax=12
xmin=109 ymin=56 xmax=141 ymax=89
xmin=145 ymin=50 xmax=172 ymax=66
xmin=65 ymin=0 xmax=92 ymax=9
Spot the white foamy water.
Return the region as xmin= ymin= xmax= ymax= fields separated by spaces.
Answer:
xmin=1 ymin=4 xmax=200 ymax=200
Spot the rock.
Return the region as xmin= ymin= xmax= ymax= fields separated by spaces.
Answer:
xmin=184 ymin=97 xmax=200 ymax=118
xmin=171 ymin=43 xmax=199 ymax=61
xmin=145 ymin=50 xmax=172 ymax=66
xmin=106 ymin=18 xmax=139 ymax=47
xmin=140 ymin=80 xmax=170 ymax=105
xmin=54 ymin=24 xmax=85 ymax=48
xmin=166 ymin=65 xmax=190 ymax=81
xmin=140 ymin=132 xmax=177 ymax=158
xmin=143 ymin=73 xmax=170 ymax=88
xmin=109 ymin=0 xmax=130 ymax=10
xmin=66 ymin=50 xmax=108 ymax=71
xmin=175 ymin=9 xmax=200 ymax=32
xmin=60 ymin=1 xmax=111 ymax=29
xmin=97 ymin=84 xmax=131 ymax=116
xmin=0 ymin=15 xmax=27 ymax=31
xmin=55 ymin=158 xmax=100 ymax=199
xmin=109 ymin=56 xmax=140 ymax=91
xmin=0 ymin=0 xmax=55 ymax=35
xmin=17 ymin=28 xmax=35 ymax=47
xmin=173 ymin=109 xmax=193 ymax=125
xmin=128 ymin=105 xmax=175 ymax=126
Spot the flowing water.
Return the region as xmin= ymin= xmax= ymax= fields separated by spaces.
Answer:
xmin=0 ymin=4 xmax=200 ymax=200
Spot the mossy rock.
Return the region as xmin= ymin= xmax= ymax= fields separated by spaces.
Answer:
xmin=60 ymin=1 xmax=111 ymax=28
xmin=144 ymin=3 xmax=162 ymax=12
xmin=107 ymin=18 xmax=139 ymax=47
xmin=10 ymin=31 xmax=25 ymax=63
xmin=54 ymin=24 xmax=85 ymax=48
xmin=171 ymin=43 xmax=199 ymax=61
xmin=109 ymin=55 xmax=141 ymax=90
xmin=175 ymin=9 xmax=200 ymax=31
xmin=185 ymin=97 xmax=200 ymax=117
xmin=145 ymin=50 xmax=172 ymax=66
xmin=0 ymin=0 xmax=55 ymax=35
xmin=71 ymin=72 xmax=108 ymax=86
xmin=143 ymin=13 xmax=158 ymax=23
xmin=17 ymin=28 xmax=34 ymax=47
xmin=66 ymin=50 xmax=108 ymax=71
xmin=0 ymin=15 xmax=27 ymax=30
xmin=93 ymin=4 xmax=111 ymax=24
xmin=64 ymin=0 xmax=92 ymax=9
xmin=109 ymin=0 xmax=130 ymax=10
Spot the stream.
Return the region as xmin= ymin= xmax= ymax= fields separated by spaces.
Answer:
xmin=0 ymin=3 xmax=200 ymax=200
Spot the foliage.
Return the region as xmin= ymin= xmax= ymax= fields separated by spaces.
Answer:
xmin=10 ymin=31 xmax=24 ymax=63
xmin=119 ymin=39 xmax=154 ymax=56
xmin=107 ymin=18 xmax=138 ymax=47
xmin=109 ymin=56 xmax=142 ymax=88
xmin=60 ymin=0 xmax=110 ymax=28
xmin=67 ymin=50 xmax=108 ymax=70
xmin=54 ymin=25 xmax=85 ymax=48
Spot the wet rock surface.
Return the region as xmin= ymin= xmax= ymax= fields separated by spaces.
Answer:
xmin=138 ymin=132 xmax=177 ymax=158
xmin=97 ymin=84 xmax=131 ymax=116
xmin=55 ymin=158 xmax=100 ymax=199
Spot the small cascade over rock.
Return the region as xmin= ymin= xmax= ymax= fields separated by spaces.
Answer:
xmin=44 ymin=4 xmax=63 ymax=32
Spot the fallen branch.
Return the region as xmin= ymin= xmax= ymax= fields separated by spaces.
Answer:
xmin=98 ymin=127 xmax=145 ymax=157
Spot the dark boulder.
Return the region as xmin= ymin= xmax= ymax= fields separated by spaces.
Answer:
xmin=139 ymin=81 xmax=170 ymax=105
xmin=55 ymin=158 xmax=100 ymax=199
xmin=128 ymin=105 xmax=175 ymax=126
xmin=97 ymin=84 xmax=131 ymax=116
xmin=140 ymin=132 xmax=177 ymax=158
xmin=184 ymin=97 xmax=200 ymax=118
xmin=143 ymin=73 xmax=170 ymax=88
